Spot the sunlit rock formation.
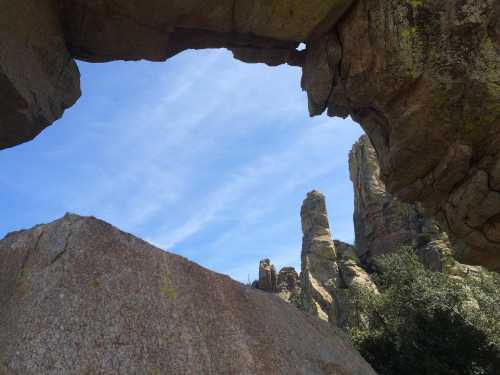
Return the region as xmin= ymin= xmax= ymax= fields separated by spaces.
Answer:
xmin=276 ymin=267 xmax=302 ymax=306
xmin=349 ymin=135 xmax=455 ymax=272
xmin=256 ymin=191 xmax=377 ymax=327
xmin=0 ymin=214 xmax=376 ymax=375
xmin=256 ymin=258 xmax=277 ymax=293
xmin=334 ymin=240 xmax=376 ymax=291
xmin=300 ymin=190 xmax=340 ymax=322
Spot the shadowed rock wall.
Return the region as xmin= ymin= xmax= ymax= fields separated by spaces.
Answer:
xmin=306 ymin=0 xmax=500 ymax=271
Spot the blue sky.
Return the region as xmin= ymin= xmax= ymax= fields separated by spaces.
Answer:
xmin=0 ymin=49 xmax=363 ymax=282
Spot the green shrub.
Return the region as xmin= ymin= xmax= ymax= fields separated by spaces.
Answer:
xmin=343 ymin=248 xmax=500 ymax=375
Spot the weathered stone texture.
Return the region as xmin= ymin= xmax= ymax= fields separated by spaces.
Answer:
xmin=0 ymin=0 xmax=80 ymax=149
xmin=335 ymin=240 xmax=376 ymax=291
xmin=59 ymin=0 xmax=354 ymax=63
xmin=300 ymin=190 xmax=340 ymax=322
xmin=334 ymin=240 xmax=378 ymax=330
xmin=349 ymin=135 xmax=455 ymax=271
xmin=277 ymin=266 xmax=301 ymax=305
xmin=302 ymin=0 xmax=500 ymax=271
xmin=257 ymin=258 xmax=277 ymax=293
xmin=1 ymin=0 xmax=354 ymax=149
xmin=0 ymin=214 xmax=375 ymax=375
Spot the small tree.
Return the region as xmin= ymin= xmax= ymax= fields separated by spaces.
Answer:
xmin=342 ymin=248 xmax=500 ymax=375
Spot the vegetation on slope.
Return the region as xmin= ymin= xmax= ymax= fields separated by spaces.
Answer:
xmin=341 ymin=248 xmax=500 ymax=375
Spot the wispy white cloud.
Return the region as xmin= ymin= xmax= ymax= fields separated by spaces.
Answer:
xmin=0 ymin=48 xmax=364 ymax=283
xmin=149 ymin=120 xmax=350 ymax=249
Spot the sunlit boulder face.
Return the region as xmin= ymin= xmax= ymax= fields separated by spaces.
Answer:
xmin=1 ymin=0 xmax=500 ymax=270
xmin=0 ymin=214 xmax=376 ymax=375
xmin=300 ymin=190 xmax=340 ymax=322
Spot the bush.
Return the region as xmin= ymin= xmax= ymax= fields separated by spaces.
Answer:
xmin=343 ymin=248 xmax=500 ymax=375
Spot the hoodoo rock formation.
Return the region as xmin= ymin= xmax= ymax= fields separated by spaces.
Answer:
xmin=1 ymin=1 xmax=500 ymax=270
xmin=0 ymin=214 xmax=376 ymax=375
xmin=257 ymin=258 xmax=277 ymax=293
xmin=255 ymin=262 xmax=302 ymax=306
xmin=257 ymin=191 xmax=376 ymax=326
xmin=300 ymin=190 xmax=340 ymax=322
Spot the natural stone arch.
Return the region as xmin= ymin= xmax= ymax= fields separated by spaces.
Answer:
xmin=1 ymin=0 xmax=500 ymax=271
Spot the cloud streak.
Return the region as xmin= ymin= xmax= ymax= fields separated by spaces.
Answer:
xmin=0 ymin=48 xmax=364 ymax=282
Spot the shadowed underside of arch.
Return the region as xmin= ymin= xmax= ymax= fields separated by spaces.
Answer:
xmin=1 ymin=0 xmax=500 ymax=271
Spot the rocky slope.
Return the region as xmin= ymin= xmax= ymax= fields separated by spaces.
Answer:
xmin=0 ymin=214 xmax=375 ymax=375
xmin=1 ymin=1 xmax=499 ymax=270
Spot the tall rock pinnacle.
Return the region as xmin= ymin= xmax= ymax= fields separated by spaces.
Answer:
xmin=300 ymin=190 xmax=339 ymax=322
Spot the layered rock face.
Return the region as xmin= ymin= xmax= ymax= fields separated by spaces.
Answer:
xmin=349 ymin=135 xmax=454 ymax=271
xmin=0 ymin=214 xmax=376 ymax=375
xmin=1 ymin=1 xmax=500 ymax=270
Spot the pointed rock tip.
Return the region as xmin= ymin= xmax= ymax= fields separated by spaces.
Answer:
xmin=306 ymin=189 xmax=324 ymax=199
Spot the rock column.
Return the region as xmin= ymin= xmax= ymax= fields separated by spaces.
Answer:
xmin=300 ymin=190 xmax=339 ymax=322
xmin=257 ymin=258 xmax=277 ymax=292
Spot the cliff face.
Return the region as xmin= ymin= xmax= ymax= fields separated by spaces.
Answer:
xmin=1 ymin=0 xmax=499 ymax=270
xmin=0 ymin=214 xmax=375 ymax=375
xmin=349 ymin=135 xmax=454 ymax=271
xmin=304 ymin=0 xmax=500 ymax=271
